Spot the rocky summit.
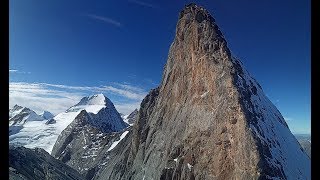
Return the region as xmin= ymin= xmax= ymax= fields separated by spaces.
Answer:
xmin=93 ymin=3 xmax=310 ymax=180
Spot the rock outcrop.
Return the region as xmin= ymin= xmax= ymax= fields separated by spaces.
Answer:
xmin=51 ymin=108 xmax=130 ymax=178
xmin=93 ymin=3 xmax=310 ymax=180
xmin=9 ymin=146 xmax=85 ymax=180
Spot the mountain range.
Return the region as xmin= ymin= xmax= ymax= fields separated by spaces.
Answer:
xmin=9 ymin=94 xmax=128 ymax=153
xmin=9 ymin=3 xmax=310 ymax=180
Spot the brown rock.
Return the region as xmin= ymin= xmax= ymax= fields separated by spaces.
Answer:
xmin=94 ymin=3 xmax=310 ymax=180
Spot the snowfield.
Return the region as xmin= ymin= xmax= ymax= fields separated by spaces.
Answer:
xmin=9 ymin=94 xmax=109 ymax=153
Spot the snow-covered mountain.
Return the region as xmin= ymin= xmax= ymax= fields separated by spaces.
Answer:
xmin=9 ymin=104 xmax=24 ymax=119
xmin=9 ymin=94 xmax=128 ymax=153
xmin=9 ymin=105 xmax=45 ymax=126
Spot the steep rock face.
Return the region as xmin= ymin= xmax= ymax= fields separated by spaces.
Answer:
xmin=96 ymin=3 xmax=310 ymax=180
xmin=9 ymin=146 xmax=85 ymax=180
xmin=51 ymin=110 xmax=130 ymax=179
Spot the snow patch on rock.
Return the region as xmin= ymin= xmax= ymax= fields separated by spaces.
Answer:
xmin=107 ymin=131 xmax=129 ymax=152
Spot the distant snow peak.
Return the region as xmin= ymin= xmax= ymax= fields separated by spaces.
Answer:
xmin=12 ymin=104 xmax=23 ymax=111
xmin=67 ymin=94 xmax=109 ymax=114
xmin=9 ymin=104 xmax=24 ymax=118
xmin=122 ymin=109 xmax=138 ymax=126
xmin=9 ymin=105 xmax=45 ymax=126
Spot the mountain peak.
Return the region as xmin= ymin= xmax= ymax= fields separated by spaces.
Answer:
xmin=76 ymin=94 xmax=107 ymax=106
xmin=13 ymin=104 xmax=22 ymax=108
xmin=9 ymin=105 xmax=44 ymax=127
xmin=161 ymin=4 xmax=231 ymax=100
xmin=179 ymin=3 xmax=214 ymax=23
xmin=12 ymin=104 xmax=23 ymax=111
xmin=175 ymin=3 xmax=226 ymax=50
xmin=96 ymin=4 xmax=310 ymax=180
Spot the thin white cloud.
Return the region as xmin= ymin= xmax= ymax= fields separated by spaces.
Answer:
xmin=9 ymin=82 xmax=147 ymax=115
xmin=114 ymin=83 xmax=145 ymax=93
xmin=114 ymin=101 xmax=141 ymax=115
xmin=85 ymin=14 xmax=122 ymax=27
xmin=144 ymin=78 xmax=158 ymax=86
xmin=38 ymin=83 xmax=147 ymax=100
xmin=9 ymin=69 xmax=31 ymax=74
xmin=102 ymin=86 xmax=144 ymax=100
xmin=128 ymin=0 xmax=156 ymax=8
xmin=9 ymin=83 xmax=83 ymax=115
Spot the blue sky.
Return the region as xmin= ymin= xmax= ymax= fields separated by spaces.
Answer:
xmin=9 ymin=0 xmax=310 ymax=134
